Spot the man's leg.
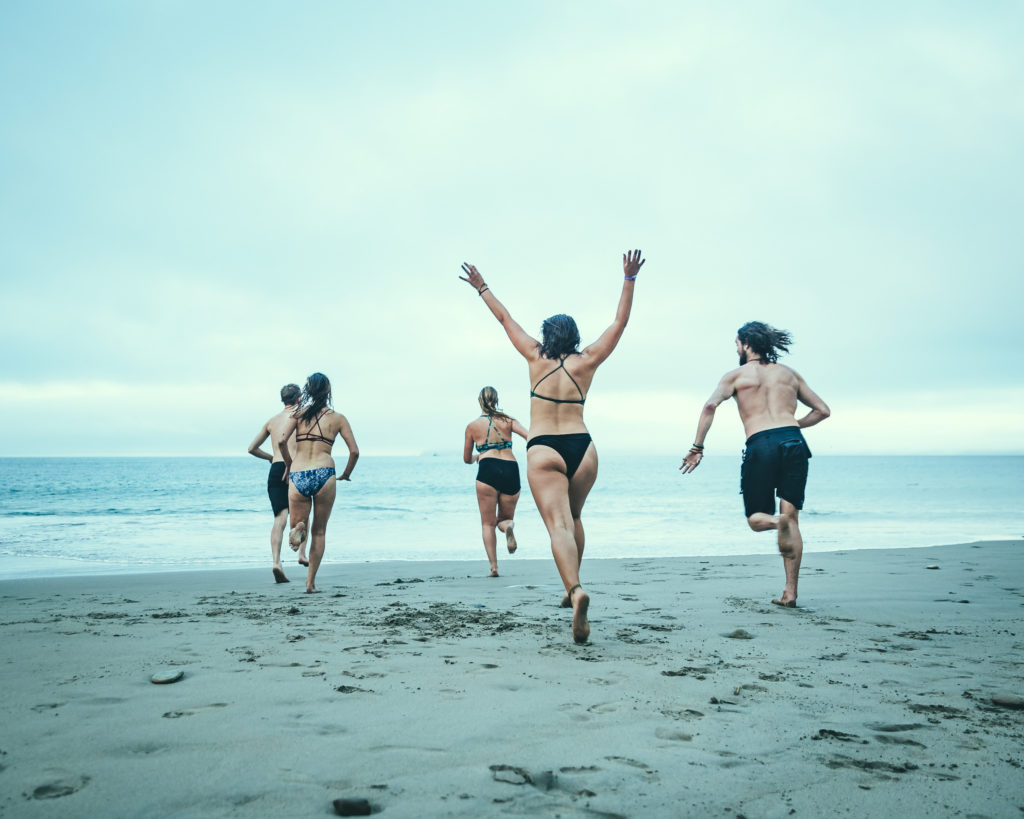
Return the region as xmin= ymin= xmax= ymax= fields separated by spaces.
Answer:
xmin=775 ymin=501 xmax=802 ymax=606
xmin=270 ymin=509 xmax=288 ymax=575
xmin=745 ymin=503 xmax=801 ymax=606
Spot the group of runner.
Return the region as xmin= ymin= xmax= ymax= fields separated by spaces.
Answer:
xmin=248 ymin=251 xmax=830 ymax=643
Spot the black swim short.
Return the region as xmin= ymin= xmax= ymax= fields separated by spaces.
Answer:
xmin=740 ymin=426 xmax=812 ymax=518
xmin=476 ymin=458 xmax=521 ymax=496
xmin=267 ymin=462 xmax=289 ymax=515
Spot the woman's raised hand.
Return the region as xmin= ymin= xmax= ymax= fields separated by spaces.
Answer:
xmin=623 ymin=249 xmax=645 ymax=279
xmin=459 ymin=263 xmax=486 ymax=292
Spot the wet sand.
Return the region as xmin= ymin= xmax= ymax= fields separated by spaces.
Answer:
xmin=1 ymin=541 xmax=1022 ymax=818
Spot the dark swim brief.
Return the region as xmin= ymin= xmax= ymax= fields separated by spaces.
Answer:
xmin=267 ymin=462 xmax=288 ymax=515
xmin=740 ymin=426 xmax=812 ymax=518
xmin=526 ymin=433 xmax=593 ymax=480
xmin=476 ymin=458 xmax=521 ymax=495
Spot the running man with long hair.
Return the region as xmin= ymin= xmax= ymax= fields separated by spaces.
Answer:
xmin=679 ymin=322 xmax=830 ymax=608
xmin=460 ymin=250 xmax=645 ymax=643
xmin=463 ymin=386 xmax=528 ymax=577
xmin=279 ymin=373 xmax=359 ymax=594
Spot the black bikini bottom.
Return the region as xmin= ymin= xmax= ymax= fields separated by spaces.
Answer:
xmin=526 ymin=433 xmax=593 ymax=480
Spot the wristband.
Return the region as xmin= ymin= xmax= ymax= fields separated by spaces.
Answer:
xmin=691 ymin=443 xmax=704 ymax=450
xmin=478 ymin=286 xmax=489 ymax=296
xmin=624 ymin=275 xmax=637 ymax=281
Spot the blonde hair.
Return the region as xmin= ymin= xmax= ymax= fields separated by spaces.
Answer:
xmin=478 ymin=386 xmax=510 ymax=422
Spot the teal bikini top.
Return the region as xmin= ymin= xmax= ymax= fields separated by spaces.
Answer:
xmin=530 ymin=357 xmax=586 ymax=405
xmin=475 ymin=414 xmax=513 ymax=453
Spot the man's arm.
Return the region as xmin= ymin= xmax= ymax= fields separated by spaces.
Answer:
xmin=335 ymin=415 xmax=360 ymax=481
xmin=795 ymin=373 xmax=830 ymax=429
xmin=679 ymin=372 xmax=736 ymax=474
xmin=247 ymin=424 xmax=273 ymax=461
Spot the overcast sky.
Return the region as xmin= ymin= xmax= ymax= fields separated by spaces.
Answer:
xmin=2 ymin=2 xmax=1021 ymax=457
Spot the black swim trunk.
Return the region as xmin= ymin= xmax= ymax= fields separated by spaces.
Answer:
xmin=740 ymin=426 xmax=812 ymax=518
xmin=267 ymin=462 xmax=289 ymax=515
xmin=476 ymin=458 xmax=521 ymax=495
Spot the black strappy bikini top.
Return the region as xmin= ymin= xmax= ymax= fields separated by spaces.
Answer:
xmin=530 ymin=357 xmax=586 ymax=405
xmin=475 ymin=415 xmax=513 ymax=453
xmin=295 ymin=411 xmax=333 ymax=445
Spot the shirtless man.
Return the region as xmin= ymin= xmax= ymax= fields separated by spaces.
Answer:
xmin=680 ymin=322 xmax=830 ymax=607
xmin=247 ymin=383 xmax=303 ymax=582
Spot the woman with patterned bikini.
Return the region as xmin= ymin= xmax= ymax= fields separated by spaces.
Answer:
xmin=278 ymin=373 xmax=359 ymax=594
xmin=459 ymin=250 xmax=645 ymax=643
xmin=463 ymin=386 xmax=528 ymax=578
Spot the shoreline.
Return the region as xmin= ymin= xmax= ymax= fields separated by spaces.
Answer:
xmin=2 ymin=537 xmax=1020 ymax=583
xmin=2 ymin=541 xmax=1022 ymax=817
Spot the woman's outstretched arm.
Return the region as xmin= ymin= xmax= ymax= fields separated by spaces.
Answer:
xmin=581 ymin=249 xmax=644 ymax=365
xmin=459 ymin=263 xmax=539 ymax=360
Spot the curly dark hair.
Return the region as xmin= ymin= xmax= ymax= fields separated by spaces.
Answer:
xmin=296 ymin=372 xmax=333 ymax=423
xmin=737 ymin=321 xmax=793 ymax=363
xmin=539 ymin=314 xmax=581 ymax=359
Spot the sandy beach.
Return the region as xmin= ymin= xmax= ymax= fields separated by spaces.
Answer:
xmin=1 ymin=541 xmax=1022 ymax=818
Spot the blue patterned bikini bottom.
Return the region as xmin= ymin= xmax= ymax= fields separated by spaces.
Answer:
xmin=290 ymin=467 xmax=335 ymax=497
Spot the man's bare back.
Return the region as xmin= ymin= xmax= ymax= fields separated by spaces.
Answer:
xmin=725 ymin=361 xmax=819 ymax=439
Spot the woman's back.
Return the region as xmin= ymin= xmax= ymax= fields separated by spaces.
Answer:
xmin=527 ymin=352 xmax=596 ymax=436
xmin=292 ymin=410 xmax=339 ymax=467
xmin=469 ymin=413 xmax=518 ymax=460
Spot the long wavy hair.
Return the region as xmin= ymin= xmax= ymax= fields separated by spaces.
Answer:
xmin=478 ymin=386 xmax=510 ymax=423
xmin=737 ymin=321 xmax=793 ymax=363
xmin=296 ymin=372 xmax=333 ymax=423
xmin=539 ymin=314 xmax=581 ymax=359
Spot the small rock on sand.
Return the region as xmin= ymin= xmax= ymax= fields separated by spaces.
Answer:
xmin=150 ymin=670 xmax=184 ymax=685
xmin=926 ymin=565 xmax=940 ymax=570
xmin=991 ymin=694 xmax=1024 ymax=709
xmin=333 ymin=797 xmax=372 ymax=816
xmin=726 ymin=629 xmax=753 ymax=640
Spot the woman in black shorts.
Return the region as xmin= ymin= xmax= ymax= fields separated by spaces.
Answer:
xmin=463 ymin=386 xmax=528 ymax=577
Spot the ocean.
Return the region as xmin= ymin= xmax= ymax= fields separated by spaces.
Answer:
xmin=1 ymin=456 xmax=1021 ymax=580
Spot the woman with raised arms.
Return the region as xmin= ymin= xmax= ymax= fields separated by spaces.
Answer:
xmin=459 ymin=250 xmax=645 ymax=643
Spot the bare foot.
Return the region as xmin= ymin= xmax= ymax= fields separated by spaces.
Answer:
xmin=272 ymin=567 xmax=290 ymax=584
xmin=305 ymin=585 xmax=321 ymax=594
xmin=288 ymin=522 xmax=307 ymax=552
xmin=772 ymin=596 xmax=797 ymax=608
xmin=298 ymin=556 xmax=309 ymax=567
xmin=489 ymin=567 xmax=499 ymax=578
xmin=569 ymin=585 xmax=590 ymax=644
xmin=504 ymin=521 xmax=517 ymax=554
xmin=559 ymin=594 xmax=571 ymax=608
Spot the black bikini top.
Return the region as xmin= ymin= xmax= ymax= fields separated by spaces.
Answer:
xmin=530 ymin=357 xmax=586 ymax=405
xmin=295 ymin=411 xmax=333 ymax=445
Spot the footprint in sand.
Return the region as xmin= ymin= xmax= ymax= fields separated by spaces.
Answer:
xmin=655 ymin=727 xmax=692 ymax=741
xmin=162 ymin=703 xmax=229 ymax=719
xmin=28 ymin=772 xmax=90 ymax=799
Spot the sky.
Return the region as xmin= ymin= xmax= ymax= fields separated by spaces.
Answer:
xmin=1 ymin=2 xmax=1022 ymax=457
